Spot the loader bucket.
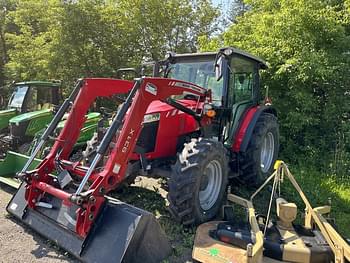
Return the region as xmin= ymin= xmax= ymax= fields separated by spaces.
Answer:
xmin=0 ymin=151 xmax=41 ymax=188
xmin=7 ymin=183 xmax=172 ymax=263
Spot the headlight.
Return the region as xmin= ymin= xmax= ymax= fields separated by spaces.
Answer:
xmin=143 ymin=113 xmax=160 ymax=124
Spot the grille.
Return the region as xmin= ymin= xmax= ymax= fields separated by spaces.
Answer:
xmin=10 ymin=121 xmax=29 ymax=139
xmin=136 ymin=121 xmax=159 ymax=153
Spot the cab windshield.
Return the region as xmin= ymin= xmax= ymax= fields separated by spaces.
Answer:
xmin=8 ymin=85 xmax=54 ymax=111
xmin=8 ymin=85 xmax=28 ymax=109
xmin=167 ymin=60 xmax=224 ymax=106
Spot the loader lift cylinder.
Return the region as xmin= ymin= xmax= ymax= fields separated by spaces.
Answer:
xmin=19 ymin=79 xmax=84 ymax=175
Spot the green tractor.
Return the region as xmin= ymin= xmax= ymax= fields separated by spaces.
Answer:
xmin=0 ymin=81 xmax=102 ymax=187
xmin=0 ymin=81 xmax=61 ymax=155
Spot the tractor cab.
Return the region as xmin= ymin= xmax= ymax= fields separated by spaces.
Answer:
xmin=7 ymin=81 xmax=60 ymax=113
xmin=0 ymin=81 xmax=61 ymax=155
xmin=163 ymin=47 xmax=269 ymax=145
xmin=0 ymin=81 xmax=61 ymax=132
xmin=166 ymin=52 xmax=224 ymax=106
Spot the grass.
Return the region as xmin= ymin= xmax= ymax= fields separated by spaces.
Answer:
xmin=114 ymin=165 xmax=350 ymax=262
xmin=231 ymin=165 xmax=350 ymax=238
xmin=282 ymin=166 xmax=350 ymax=238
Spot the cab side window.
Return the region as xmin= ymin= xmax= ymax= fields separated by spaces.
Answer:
xmin=234 ymin=72 xmax=253 ymax=101
xmin=229 ymin=56 xmax=257 ymax=105
xmin=26 ymin=88 xmax=38 ymax=111
xmin=37 ymin=86 xmax=53 ymax=107
xmin=207 ymin=76 xmax=224 ymax=106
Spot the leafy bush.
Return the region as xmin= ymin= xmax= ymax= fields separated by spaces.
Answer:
xmin=200 ymin=0 xmax=350 ymax=174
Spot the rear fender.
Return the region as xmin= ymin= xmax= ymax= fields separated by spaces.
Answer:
xmin=232 ymin=106 xmax=277 ymax=153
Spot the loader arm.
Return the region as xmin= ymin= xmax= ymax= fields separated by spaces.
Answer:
xmin=19 ymin=77 xmax=207 ymax=237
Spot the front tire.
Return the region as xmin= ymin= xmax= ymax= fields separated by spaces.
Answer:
xmin=168 ymin=138 xmax=229 ymax=226
xmin=239 ymin=113 xmax=279 ymax=185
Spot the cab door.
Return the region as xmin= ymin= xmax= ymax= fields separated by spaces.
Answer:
xmin=225 ymin=55 xmax=260 ymax=146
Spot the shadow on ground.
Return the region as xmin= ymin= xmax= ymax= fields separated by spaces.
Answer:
xmin=0 ymin=181 xmax=16 ymax=194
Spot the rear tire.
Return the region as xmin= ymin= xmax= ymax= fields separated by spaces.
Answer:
xmin=168 ymin=138 xmax=229 ymax=226
xmin=239 ymin=113 xmax=279 ymax=185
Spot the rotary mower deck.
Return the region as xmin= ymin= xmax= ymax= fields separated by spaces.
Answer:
xmin=192 ymin=161 xmax=350 ymax=263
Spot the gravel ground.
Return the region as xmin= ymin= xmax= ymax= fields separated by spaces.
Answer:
xmin=0 ymin=178 xmax=193 ymax=263
xmin=0 ymin=183 xmax=77 ymax=263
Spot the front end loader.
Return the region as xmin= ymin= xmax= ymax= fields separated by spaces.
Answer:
xmin=7 ymin=77 xmax=210 ymax=262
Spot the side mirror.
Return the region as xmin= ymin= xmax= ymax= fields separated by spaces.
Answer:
xmin=215 ymin=56 xmax=223 ymax=81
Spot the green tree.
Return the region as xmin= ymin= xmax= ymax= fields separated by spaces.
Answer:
xmin=5 ymin=0 xmax=62 ymax=81
xmin=201 ymin=0 xmax=350 ymax=171
xmin=49 ymin=0 xmax=132 ymax=83
xmin=0 ymin=0 xmax=15 ymax=87
xmin=4 ymin=0 xmax=219 ymax=86
xmin=2 ymin=0 xmax=219 ymax=94
xmin=229 ymin=0 xmax=250 ymax=23
xmin=117 ymin=0 xmax=219 ymax=61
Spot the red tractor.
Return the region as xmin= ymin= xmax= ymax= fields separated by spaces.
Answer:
xmin=124 ymin=47 xmax=279 ymax=224
xmin=7 ymin=47 xmax=279 ymax=262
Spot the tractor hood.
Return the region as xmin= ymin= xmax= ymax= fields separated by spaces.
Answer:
xmin=0 ymin=108 xmax=17 ymax=115
xmin=145 ymin=99 xmax=198 ymax=114
xmin=0 ymin=108 xmax=17 ymax=131
xmin=130 ymin=99 xmax=201 ymax=160
xmin=9 ymin=109 xmax=54 ymax=138
xmin=9 ymin=109 xmax=52 ymax=125
xmin=56 ymin=112 xmax=101 ymax=130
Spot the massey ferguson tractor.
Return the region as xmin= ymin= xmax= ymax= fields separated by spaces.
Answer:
xmin=7 ymin=47 xmax=279 ymax=262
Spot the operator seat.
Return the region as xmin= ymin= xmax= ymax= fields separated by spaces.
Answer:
xmin=41 ymin=103 xmax=52 ymax=110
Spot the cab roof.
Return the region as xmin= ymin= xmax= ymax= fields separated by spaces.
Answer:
xmin=172 ymin=47 xmax=268 ymax=69
xmin=15 ymin=81 xmax=61 ymax=87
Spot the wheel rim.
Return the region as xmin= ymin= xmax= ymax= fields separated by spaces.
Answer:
xmin=260 ymin=132 xmax=275 ymax=173
xmin=199 ymin=160 xmax=222 ymax=211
